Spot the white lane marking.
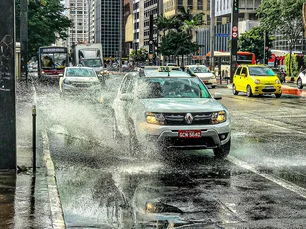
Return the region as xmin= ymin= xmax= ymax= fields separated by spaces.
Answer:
xmin=249 ymin=118 xmax=306 ymax=135
xmin=228 ymin=156 xmax=306 ymax=199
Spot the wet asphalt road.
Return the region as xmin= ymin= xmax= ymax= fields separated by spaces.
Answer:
xmin=31 ymin=73 xmax=306 ymax=228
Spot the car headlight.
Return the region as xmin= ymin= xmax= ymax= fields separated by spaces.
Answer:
xmin=255 ymin=79 xmax=261 ymax=84
xmin=275 ymin=79 xmax=280 ymax=84
xmin=211 ymin=75 xmax=216 ymax=79
xmin=211 ymin=110 xmax=227 ymax=124
xmin=146 ymin=112 xmax=165 ymax=125
xmin=63 ymin=79 xmax=72 ymax=85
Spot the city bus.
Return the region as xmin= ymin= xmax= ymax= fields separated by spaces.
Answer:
xmin=37 ymin=46 xmax=69 ymax=81
xmin=205 ymin=51 xmax=256 ymax=77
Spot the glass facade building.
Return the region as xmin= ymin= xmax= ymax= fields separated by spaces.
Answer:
xmin=95 ymin=0 xmax=123 ymax=59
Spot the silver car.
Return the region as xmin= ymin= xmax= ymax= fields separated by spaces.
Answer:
xmin=59 ymin=67 xmax=101 ymax=101
xmin=112 ymin=68 xmax=231 ymax=158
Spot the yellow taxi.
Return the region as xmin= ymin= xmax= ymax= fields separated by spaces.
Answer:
xmin=232 ymin=65 xmax=282 ymax=98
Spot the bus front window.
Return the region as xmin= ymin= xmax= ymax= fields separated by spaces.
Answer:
xmin=42 ymin=55 xmax=54 ymax=68
xmin=53 ymin=53 xmax=68 ymax=68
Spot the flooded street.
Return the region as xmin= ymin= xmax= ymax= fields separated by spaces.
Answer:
xmin=32 ymin=74 xmax=306 ymax=228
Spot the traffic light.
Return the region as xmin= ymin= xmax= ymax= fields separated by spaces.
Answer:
xmin=149 ymin=44 xmax=153 ymax=54
xmin=233 ymin=0 xmax=239 ymax=12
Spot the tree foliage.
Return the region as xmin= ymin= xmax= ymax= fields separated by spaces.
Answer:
xmin=158 ymin=31 xmax=199 ymax=57
xmin=129 ymin=47 xmax=148 ymax=62
xmin=155 ymin=7 xmax=204 ymax=63
xmin=238 ymin=26 xmax=274 ymax=61
xmin=257 ymin=0 xmax=306 ymax=75
xmin=16 ymin=0 xmax=71 ymax=59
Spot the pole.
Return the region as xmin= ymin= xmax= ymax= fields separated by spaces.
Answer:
xmin=87 ymin=0 xmax=91 ymax=43
xmin=263 ymin=30 xmax=266 ymax=64
xmin=32 ymin=105 xmax=36 ymax=173
xmin=119 ymin=0 xmax=123 ymax=72
xmin=210 ymin=0 xmax=215 ymax=72
xmin=230 ymin=0 xmax=239 ymax=83
xmin=0 ymin=0 xmax=16 ymax=170
xmin=20 ymin=0 xmax=28 ymax=83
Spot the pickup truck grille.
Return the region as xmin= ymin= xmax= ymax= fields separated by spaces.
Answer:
xmin=163 ymin=112 xmax=212 ymax=125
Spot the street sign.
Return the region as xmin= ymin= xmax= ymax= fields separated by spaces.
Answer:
xmin=232 ymin=32 xmax=238 ymax=38
xmin=216 ymin=33 xmax=229 ymax=37
xmin=232 ymin=26 xmax=238 ymax=32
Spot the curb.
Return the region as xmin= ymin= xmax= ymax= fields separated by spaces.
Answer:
xmin=42 ymin=130 xmax=66 ymax=229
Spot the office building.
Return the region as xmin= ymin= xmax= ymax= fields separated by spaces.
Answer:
xmin=65 ymin=0 xmax=89 ymax=51
xmin=95 ymin=0 xmax=123 ymax=59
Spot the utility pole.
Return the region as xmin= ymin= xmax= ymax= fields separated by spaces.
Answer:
xmin=230 ymin=0 xmax=239 ymax=83
xmin=210 ymin=0 xmax=215 ymax=71
xmin=264 ymin=31 xmax=269 ymax=65
xmin=119 ymin=0 xmax=123 ymax=72
xmin=0 ymin=0 xmax=16 ymax=170
xmin=20 ymin=0 xmax=28 ymax=82
xmin=87 ymin=0 xmax=91 ymax=43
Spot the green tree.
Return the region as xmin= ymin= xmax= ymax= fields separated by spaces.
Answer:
xmin=175 ymin=7 xmax=205 ymax=35
xmin=238 ymin=26 xmax=274 ymax=61
xmin=156 ymin=7 xmax=204 ymax=66
xmin=155 ymin=14 xmax=172 ymax=37
xmin=257 ymin=0 xmax=306 ymax=76
xmin=16 ymin=0 xmax=71 ymax=59
xmin=158 ymin=31 xmax=198 ymax=65
xmin=129 ymin=47 xmax=148 ymax=62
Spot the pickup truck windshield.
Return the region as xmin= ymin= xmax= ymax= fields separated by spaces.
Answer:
xmin=139 ymin=77 xmax=211 ymax=99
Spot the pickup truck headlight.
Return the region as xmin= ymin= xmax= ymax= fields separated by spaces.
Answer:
xmin=211 ymin=110 xmax=227 ymax=124
xmin=146 ymin=112 xmax=165 ymax=125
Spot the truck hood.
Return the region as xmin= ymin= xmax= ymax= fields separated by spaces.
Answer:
xmin=90 ymin=66 xmax=103 ymax=72
xmin=140 ymin=98 xmax=226 ymax=113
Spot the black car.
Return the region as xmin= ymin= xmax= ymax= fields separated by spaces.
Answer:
xmin=271 ymin=67 xmax=285 ymax=83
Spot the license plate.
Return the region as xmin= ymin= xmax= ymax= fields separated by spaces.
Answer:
xmin=203 ymin=80 xmax=208 ymax=83
xmin=265 ymin=86 xmax=274 ymax=89
xmin=178 ymin=130 xmax=202 ymax=138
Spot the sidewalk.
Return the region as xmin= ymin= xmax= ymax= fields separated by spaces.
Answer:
xmin=0 ymin=80 xmax=65 ymax=229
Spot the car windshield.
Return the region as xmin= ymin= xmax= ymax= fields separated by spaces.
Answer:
xmin=66 ymin=68 xmax=96 ymax=77
xmin=190 ymin=66 xmax=210 ymax=73
xmin=249 ymin=67 xmax=276 ymax=76
xmin=81 ymin=59 xmax=102 ymax=67
xmin=137 ymin=77 xmax=211 ymax=99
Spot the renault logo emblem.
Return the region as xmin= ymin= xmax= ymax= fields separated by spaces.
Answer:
xmin=185 ymin=113 xmax=194 ymax=124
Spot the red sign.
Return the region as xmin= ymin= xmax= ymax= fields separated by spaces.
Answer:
xmin=232 ymin=26 xmax=238 ymax=32
xmin=232 ymin=32 xmax=238 ymax=38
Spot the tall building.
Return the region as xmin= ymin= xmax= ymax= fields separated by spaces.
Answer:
xmin=163 ymin=0 xmax=210 ymax=27
xmin=196 ymin=0 xmax=261 ymax=56
xmin=124 ymin=0 xmax=133 ymax=57
xmin=65 ymin=0 xmax=89 ymax=51
xmin=132 ymin=0 xmax=145 ymax=51
xmin=89 ymin=0 xmax=95 ymax=43
xmin=95 ymin=0 xmax=123 ymax=60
